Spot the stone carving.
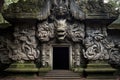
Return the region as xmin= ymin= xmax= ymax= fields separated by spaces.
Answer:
xmin=55 ymin=19 xmax=67 ymax=41
xmin=41 ymin=44 xmax=51 ymax=67
xmin=0 ymin=0 xmax=118 ymax=71
xmin=68 ymin=23 xmax=85 ymax=42
xmin=36 ymin=21 xmax=54 ymax=42
xmin=2 ymin=0 xmax=51 ymax=20
xmin=72 ymin=44 xmax=81 ymax=67
xmin=84 ymin=31 xmax=113 ymax=60
xmin=86 ymin=0 xmax=105 ymax=13
xmin=70 ymin=0 xmax=85 ymax=20
xmin=51 ymin=0 xmax=85 ymax=20
xmin=10 ymin=26 xmax=40 ymax=61
xmin=3 ymin=0 xmax=40 ymax=13
xmin=3 ymin=0 xmax=118 ymax=21
xmin=85 ymin=0 xmax=119 ymax=15
xmin=0 ymin=37 xmax=11 ymax=64
xmin=36 ymin=19 xmax=85 ymax=42
xmin=51 ymin=0 xmax=69 ymax=17
xmin=108 ymin=42 xmax=120 ymax=68
xmin=38 ymin=0 xmax=51 ymax=20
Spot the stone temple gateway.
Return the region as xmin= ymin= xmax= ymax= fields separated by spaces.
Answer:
xmin=0 ymin=0 xmax=120 ymax=79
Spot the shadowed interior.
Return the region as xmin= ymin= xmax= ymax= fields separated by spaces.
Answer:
xmin=53 ymin=47 xmax=69 ymax=70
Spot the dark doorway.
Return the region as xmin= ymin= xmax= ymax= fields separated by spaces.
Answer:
xmin=53 ymin=47 xmax=69 ymax=70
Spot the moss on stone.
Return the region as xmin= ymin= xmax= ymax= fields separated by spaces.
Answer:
xmin=39 ymin=67 xmax=51 ymax=72
xmin=0 ymin=13 xmax=11 ymax=28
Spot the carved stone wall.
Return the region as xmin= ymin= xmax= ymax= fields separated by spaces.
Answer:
xmin=11 ymin=24 xmax=40 ymax=61
xmin=83 ymin=23 xmax=113 ymax=60
xmin=0 ymin=0 xmax=119 ymax=70
xmin=36 ymin=21 xmax=54 ymax=42
xmin=0 ymin=37 xmax=11 ymax=64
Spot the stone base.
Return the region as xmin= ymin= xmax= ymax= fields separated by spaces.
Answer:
xmin=1 ymin=62 xmax=51 ymax=77
xmin=71 ymin=63 xmax=116 ymax=79
xmin=85 ymin=63 xmax=116 ymax=79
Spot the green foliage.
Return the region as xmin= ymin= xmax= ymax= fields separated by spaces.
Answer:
xmin=0 ymin=13 xmax=5 ymax=23
xmin=107 ymin=0 xmax=120 ymax=11
xmin=0 ymin=13 xmax=10 ymax=27
xmin=3 ymin=0 xmax=19 ymax=9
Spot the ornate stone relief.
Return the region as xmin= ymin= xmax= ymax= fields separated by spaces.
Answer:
xmin=55 ymin=19 xmax=67 ymax=41
xmin=10 ymin=26 xmax=40 ymax=61
xmin=84 ymin=30 xmax=114 ymax=60
xmin=108 ymin=42 xmax=120 ymax=68
xmin=0 ymin=37 xmax=11 ymax=64
xmin=41 ymin=44 xmax=51 ymax=67
xmin=67 ymin=22 xmax=85 ymax=42
xmin=86 ymin=0 xmax=105 ymax=13
xmin=72 ymin=44 xmax=81 ymax=67
xmin=3 ymin=0 xmax=40 ymax=13
xmin=36 ymin=21 xmax=54 ymax=42
xmin=51 ymin=0 xmax=69 ymax=17
xmin=0 ymin=0 xmax=119 ymax=69
xmin=36 ymin=19 xmax=85 ymax=43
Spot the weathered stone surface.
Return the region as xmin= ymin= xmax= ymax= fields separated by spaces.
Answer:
xmin=2 ymin=0 xmax=51 ymax=20
xmin=84 ymin=31 xmax=114 ymax=60
xmin=0 ymin=37 xmax=11 ymax=64
xmin=0 ymin=0 xmax=119 ymax=75
xmin=36 ymin=21 xmax=54 ymax=42
xmin=2 ymin=0 xmax=118 ymax=22
xmin=67 ymin=22 xmax=85 ymax=42
xmin=11 ymin=25 xmax=40 ymax=61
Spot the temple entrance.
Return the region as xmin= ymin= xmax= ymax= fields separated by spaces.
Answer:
xmin=53 ymin=47 xmax=69 ymax=70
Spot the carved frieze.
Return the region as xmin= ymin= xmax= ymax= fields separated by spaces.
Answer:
xmin=86 ymin=0 xmax=105 ymax=13
xmin=36 ymin=19 xmax=85 ymax=42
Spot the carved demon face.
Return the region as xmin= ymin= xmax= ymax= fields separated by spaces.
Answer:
xmin=37 ymin=27 xmax=49 ymax=41
xmin=55 ymin=19 xmax=67 ymax=40
xmin=36 ymin=22 xmax=54 ymax=42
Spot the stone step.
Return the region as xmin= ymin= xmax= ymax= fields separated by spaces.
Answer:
xmin=46 ymin=73 xmax=79 ymax=75
xmin=43 ymin=79 xmax=82 ymax=80
xmin=44 ymin=76 xmax=81 ymax=79
xmin=43 ymin=70 xmax=81 ymax=80
xmin=45 ymin=75 xmax=80 ymax=77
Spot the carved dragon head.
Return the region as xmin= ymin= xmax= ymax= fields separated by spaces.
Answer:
xmin=55 ymin=19 xmax=67 ymax=40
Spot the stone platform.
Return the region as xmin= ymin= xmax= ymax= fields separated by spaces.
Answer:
xmin=0 ymin=70 xmax=116 ymax=80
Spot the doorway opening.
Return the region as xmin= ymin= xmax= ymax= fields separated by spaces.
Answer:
xmin=53 ymin=47 xmax=69 ymax=70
